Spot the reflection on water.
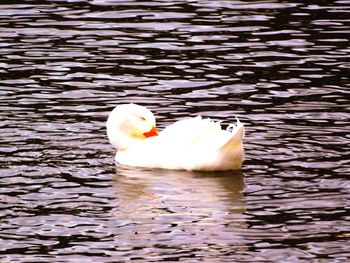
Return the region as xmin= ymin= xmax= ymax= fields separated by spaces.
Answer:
xmin=1 ymin=0 xmax=350 ymax=261
xmin=114 ymin=167 xmax=245 ymax=217
xmin=112 ymin=168 xmax=246 ymax=255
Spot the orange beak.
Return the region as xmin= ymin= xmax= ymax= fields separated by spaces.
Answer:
xmin=143 ymin=126 xmax=158 ymax=138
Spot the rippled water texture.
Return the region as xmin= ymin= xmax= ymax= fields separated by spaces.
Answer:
xmin=1 ymin=0 xmax=350 ymax=262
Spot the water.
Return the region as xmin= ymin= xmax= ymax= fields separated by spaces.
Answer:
xmin=1 ymin=0 xmax=350 ymax=261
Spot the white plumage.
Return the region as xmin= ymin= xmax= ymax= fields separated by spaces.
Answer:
xmin=106 ymin=104 xmax=244 ymax=171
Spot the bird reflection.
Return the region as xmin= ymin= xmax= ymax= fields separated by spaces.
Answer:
xmin=112 ymin=166 xmax=246 ymax=219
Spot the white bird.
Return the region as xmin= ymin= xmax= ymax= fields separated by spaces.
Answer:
xmin=106 ymin=104 xmax=245 ymax=171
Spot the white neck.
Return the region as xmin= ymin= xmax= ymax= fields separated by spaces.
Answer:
xmin=106 ymin=107 xmax=144 ymax=151
xmin=107 ymin=128 xmax=139 ymax=151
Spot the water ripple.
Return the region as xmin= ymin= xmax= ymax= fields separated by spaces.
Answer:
xmin=1 ymin=0 xmax=349 ymax=262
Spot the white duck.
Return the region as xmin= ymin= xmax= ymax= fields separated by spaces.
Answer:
xmin=106 ymin=104 xmax=244 ymax=171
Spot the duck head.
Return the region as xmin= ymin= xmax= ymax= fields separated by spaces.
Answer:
xmin=106 ymin=104 xmax=158 ymax=151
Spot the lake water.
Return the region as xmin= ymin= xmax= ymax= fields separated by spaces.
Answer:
xmin=1 ymin=0 xmax=350 ymax=262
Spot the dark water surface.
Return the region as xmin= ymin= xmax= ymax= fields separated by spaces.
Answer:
xmin=1 ymin=0 xmax=350 ymax=262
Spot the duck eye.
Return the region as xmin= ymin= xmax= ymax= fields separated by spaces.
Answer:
xmin=139 ymin=116 xmax=146 ymax=121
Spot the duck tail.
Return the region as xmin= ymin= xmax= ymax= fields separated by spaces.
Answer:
xmin=221 ymin=117 xmax=245 ymax=151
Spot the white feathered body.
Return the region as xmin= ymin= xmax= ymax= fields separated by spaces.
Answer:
xmin=115 ymin=116 xmax=244 ymax=171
